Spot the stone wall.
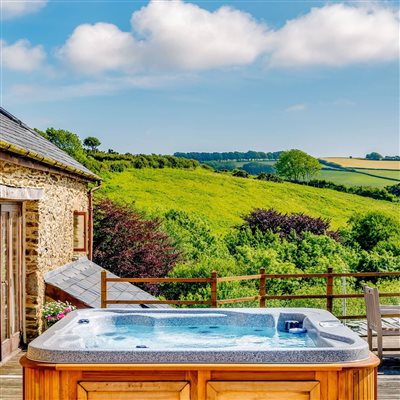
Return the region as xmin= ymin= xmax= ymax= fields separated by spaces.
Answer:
xmin=0 ymin=159 xmax=90 ymax=339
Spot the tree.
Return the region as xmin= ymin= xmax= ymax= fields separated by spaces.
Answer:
xmin=275 ymin=149 xmax=321 ymax=181
xmin=366 ymin=152 xmax=383 ymax=160
xmin=93 ymin=199 xmax=180 ymax=294
xmin=83 ymin=136 xmax=101 ymax=152
xmin=44 ymin=128 xmax=87 ymax=164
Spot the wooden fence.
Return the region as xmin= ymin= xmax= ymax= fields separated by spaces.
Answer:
xmin=100 ymin=268 xmax=400 ymax=320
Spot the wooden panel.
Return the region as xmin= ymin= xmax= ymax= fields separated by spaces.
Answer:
xmin=197 ymin=370 xmax=211 ymax=400
xmin=20 ymin=354 xmax=379 ymax=400
xmin=186 ymin=370 xmax=199 ymax=400
xmin=206 ymin=381 xmax=320 ymax=400
xmin=77 ymin=381 xmax=190 ymax=400
xmin=337 ymin=366 xmax=376 ymax=400
xmin=211 ymin=371 xmax=315 ymax=381
xmin=82 ymin=370 xmax=187 ymax=381
xmin=353 ymin=367 xmax=375 ymax=400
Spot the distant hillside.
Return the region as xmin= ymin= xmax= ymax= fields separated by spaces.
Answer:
xmin=193 ymin=158 xmax=399 ymax=188
xmin=99 ymin=168 xmax=399 ymax=233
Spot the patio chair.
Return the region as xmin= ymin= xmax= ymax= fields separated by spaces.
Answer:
xmin=363 ymin=285 xmax=400 ymax=359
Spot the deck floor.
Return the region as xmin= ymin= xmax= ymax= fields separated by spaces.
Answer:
xmin=0 ymin=348 xmax=399 ymax=399
xmin=0 ymin=352 xmax=24 ymax=400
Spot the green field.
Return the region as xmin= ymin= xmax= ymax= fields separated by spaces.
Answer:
xmin=354 ymin=168 xmax=400 ymax=180
xmin=206 ymin=159 xmax=399 ymax=188
xmin=100 ymin=168 xmax=399 ymax=233
xmin=230 ymin=160 xmax=276 ymax=168
xmin=319 ymin=169 xmax=398 ymax=188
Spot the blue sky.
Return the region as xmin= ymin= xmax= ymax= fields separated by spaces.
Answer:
xmin=1 ymin=0 xmax=399 ymax=157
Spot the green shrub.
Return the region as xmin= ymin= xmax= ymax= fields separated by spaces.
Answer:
xmin=109 ymin=162 xmax=126 ymax=172
xmin=347 ymin=211 xmax=400 ymax=251
xmin=257 ymin=173 xmax=283 ymax=182
xmin=232 ymin=169 xmax=249 ymax=178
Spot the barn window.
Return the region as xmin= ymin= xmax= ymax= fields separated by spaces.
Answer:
xmin=73 ymin=211 xmax=87 ymax=252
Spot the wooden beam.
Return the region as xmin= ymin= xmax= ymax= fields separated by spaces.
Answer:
xmin=105 ymin=277 xmax=213 ymax=283
xmin=0 ymin=150 xmax=92 ymax=183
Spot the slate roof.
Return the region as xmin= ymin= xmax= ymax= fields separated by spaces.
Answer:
xmin=44 ymin=257 xmax=170 ymax=309
xmin=0 ymin=107 xmax=99 ymax=181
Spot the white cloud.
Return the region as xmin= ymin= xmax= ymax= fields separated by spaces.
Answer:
xmin=286 ymin=103 xmax=307 ymax=112
xmin=57 ymin=23 xmax=140 ymax=74
xmin=268 ymin=3 xmax=399 ymax=67
xmin=58 ymin=0 xmax=269 ymax=74
xmin=1 ymin=39 xmax=46 ymax=71
xmin=1 ymin=0 xmax=47 ymax=19
xmin=58 ymin=1 xmax=399 ymax=76
xmin=131 ymin=0 xmax=269 ymax=70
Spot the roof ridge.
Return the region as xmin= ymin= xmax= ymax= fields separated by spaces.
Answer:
xmin=0 ymin=107 xmax=100 ymax=181
xmin=0 ymin=107 xmax=25 ymax=126
xmin=0 ymin=107 xmax=48 ymax=139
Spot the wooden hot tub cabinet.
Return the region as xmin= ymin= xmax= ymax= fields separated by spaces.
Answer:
xmin=20 ymin=353 xmax=379 ymax=400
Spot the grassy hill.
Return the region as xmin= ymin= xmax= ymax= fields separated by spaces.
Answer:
xmin=318 ymin=169 xmax=399 ymax=188
xmin=100 ymin=168 xmax=399 ymax=233
xmin=203 ymin=158 xmax=400 ymax=188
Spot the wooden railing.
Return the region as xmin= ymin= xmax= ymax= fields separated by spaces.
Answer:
xmin=100 ymin=269 xmax=400 ymax=320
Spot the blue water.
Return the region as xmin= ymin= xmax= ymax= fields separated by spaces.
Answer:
xmin=84 ymin=324 xmax=316 ymax=350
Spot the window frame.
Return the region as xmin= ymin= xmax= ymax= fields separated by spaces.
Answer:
xmin=73 ymin=211 xmax=87 ymax=252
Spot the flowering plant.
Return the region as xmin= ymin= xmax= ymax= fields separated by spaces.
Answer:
xmin=42 ymin=301 xmax=76 ymax=328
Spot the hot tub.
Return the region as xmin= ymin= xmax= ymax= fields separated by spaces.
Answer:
xmin=21 ymin=308 xmax=379 ymax=399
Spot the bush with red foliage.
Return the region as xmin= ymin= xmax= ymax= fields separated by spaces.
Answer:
xmin=93 ymin=199 xmax=180 ymax=294
xmin=243 ymin=208 xmax=339 ymax=241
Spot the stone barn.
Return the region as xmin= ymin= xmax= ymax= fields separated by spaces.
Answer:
xmin=0 ymin=107 xmax=101 ymax=361
xmin=0 ymin=107 xmax=164 ymax=362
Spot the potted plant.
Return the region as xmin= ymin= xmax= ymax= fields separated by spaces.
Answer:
xmin=42 ymin=300 xmax=76 ymax=329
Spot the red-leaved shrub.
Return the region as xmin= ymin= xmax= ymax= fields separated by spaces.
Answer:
xmin=243 ymin=208 xmax=339 ymax=241
xmin=93 ymin=199 xmax=180 ymax=294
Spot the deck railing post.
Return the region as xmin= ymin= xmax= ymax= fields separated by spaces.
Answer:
xmin=211 ymin=271 xmax=218 ymax=308
xmin=101 ymin=270 xmax=107 ymax=308
xmin=326 ymin=267 xmax=333 ymax=313
xmin=259 ymin=268 xmax=266 ymax=308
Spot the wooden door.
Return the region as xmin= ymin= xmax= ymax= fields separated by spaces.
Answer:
xmin=77 ymin=381 xmax=191 ymax=400
xmin=207 ymin=381 xmax=320 ymax=400
xmin=0 ymin=203 xmax=23 ymax=361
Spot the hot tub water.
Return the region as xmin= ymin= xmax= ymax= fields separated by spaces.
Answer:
xmin=85 ymin=323 xmax=316 ymax=350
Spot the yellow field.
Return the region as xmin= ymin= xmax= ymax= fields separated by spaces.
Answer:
xmin=322 ymin=157 xmax=400 ymax=170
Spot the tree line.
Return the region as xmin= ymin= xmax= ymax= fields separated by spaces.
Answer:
xmin=35 ymin=127 xmax=399 ymax=201
xmin=35 ymin=128 xmax=199 ymax=173
xmin=366 ymin=152 xmax=400 ymax=161
xmin=174 ymin=150 xmax=283 ymax=162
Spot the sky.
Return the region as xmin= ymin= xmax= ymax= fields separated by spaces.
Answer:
xmin=1 ymin=0 xmax=399 ymax=157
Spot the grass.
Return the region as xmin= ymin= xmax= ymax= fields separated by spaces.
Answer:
xmin=319 ymin=169 xmax=398 ymax=188
xmin=354 ymin=168 xmax=400 ymax=180
xmin=205 ymin=159 xmax=399 ymax=187
xmin=321 ymin=157 xmax=400 ymax=170
xmin=100 ymin=168 xmax=400 ymax=233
